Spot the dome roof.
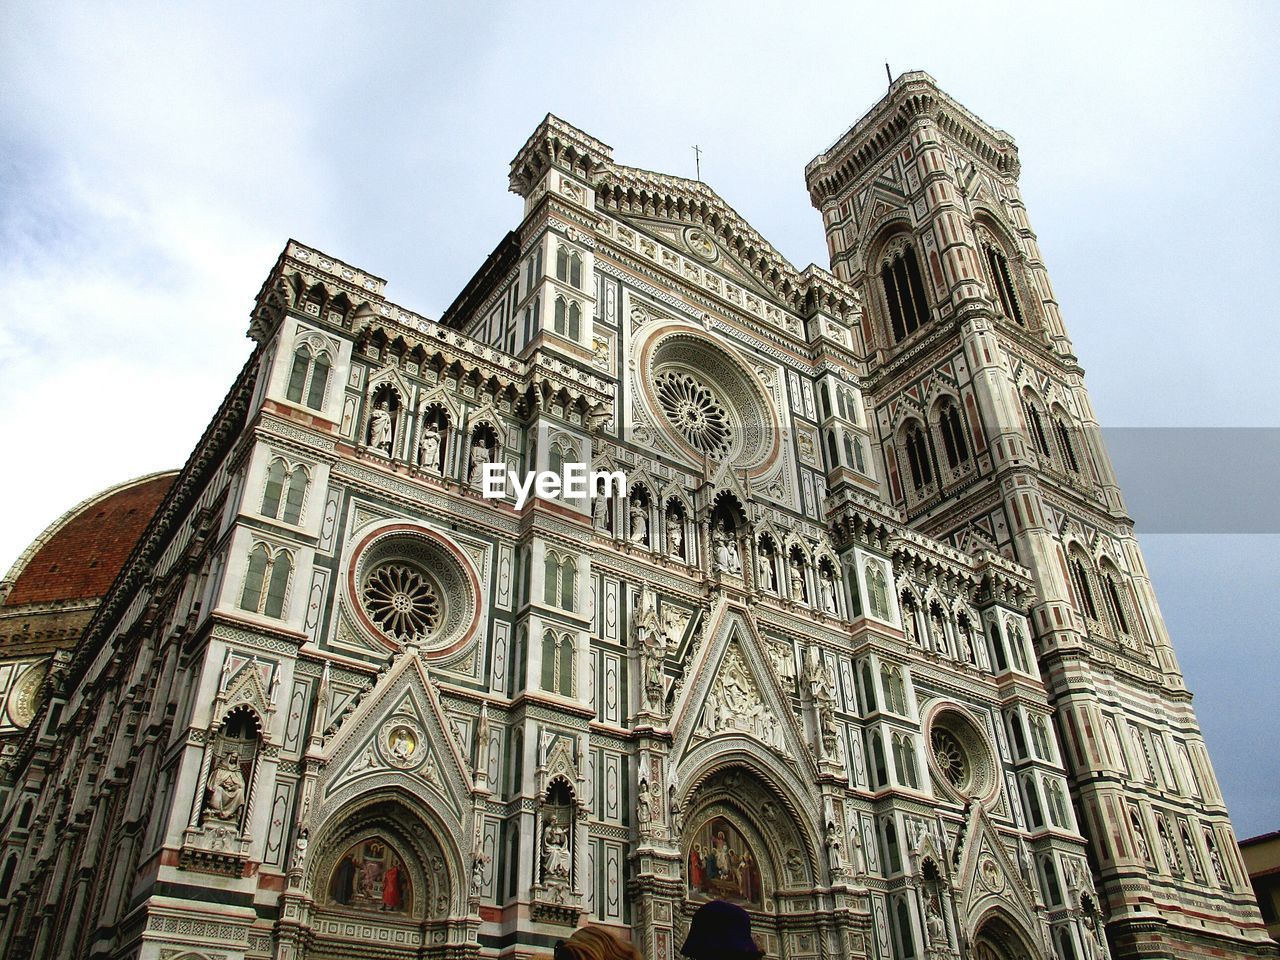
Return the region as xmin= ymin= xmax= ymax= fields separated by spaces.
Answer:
xmin=2 ymin=471 xmax=177 ymax=608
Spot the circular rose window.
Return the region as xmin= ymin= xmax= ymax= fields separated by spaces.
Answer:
xmin=640 ymin=331 xmax=779 ymax=472
xmin=926 ymin=705 xmax=998 ymax=801
xmin=350 ymin=527 xmax=477 ymax=654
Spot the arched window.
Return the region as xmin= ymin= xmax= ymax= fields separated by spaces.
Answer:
xmin=557 ymin=634 xmax=575 ymax=696
xmin=285 ymin=343 xmax=332 ymax=410
xmin=1101 ymin=565 xmax=1132 ymax=637
xmin=1039 ymin=854 xmax=1063 ymax=906
xmin=1008 ymin=710 xmax=1030 ymax=759
xmin=884 ymin=818 xmax=903 ymax=874
xmin=1068 ymin=552 xmax=1099 ymax=621
xmin=937 ymin=397 xmax=969 ymax=470
xmin=1054 ymin=412 xmax=1080 ymax=472
xmin=543 ymin=551 xmax=576 ymax=612
xmin=1030 ymin=714 xmax=1053 ymax=759
xmin=240 ymin=543 xmax=291 ymax=618
xmin=860 ymin=661 xmax=878 ymax=712
xmin=568 ymin=301 xmax=581 ymax=341
xmin=893 ymin=734 xmax=919 ymax=789
xmin=1008 ymin=622 xmax=1031 ymax=672
xmin=866 ymin=563 xmax=890 ymax=620
xmin=904 ymin=423 xmax=933 ymax=490
xmin=555 ymin=245 xmax=583 ymax=288
xmin=0 ymin=855 xmax=17 ymax=899
xmin=1022 ymin=775 xmax=1045 ymax=829
xmin=1047 ymin=779 xmax=1070 ymax=828
xmin=870 ymin=730 xmax=888 ymax=788
xmin=262 ymin=458 xmax=308 ymax=525
xmin=881 ymin=241 xmax=930 ymax=342
xmin=984 ymin=244 xmax=1025 ymax=326
xmin=540 ymin=631 xmax=576 ymax=696
xmin=1022 ymin=394 xmax=1052 ymax=459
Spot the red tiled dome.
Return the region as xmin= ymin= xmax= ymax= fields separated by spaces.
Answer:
xmin=3 ymin=472 xmax=177 ymax=607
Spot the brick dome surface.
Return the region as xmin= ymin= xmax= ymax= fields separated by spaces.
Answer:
xmin=3 ymin=472 xmax=177 ymax=607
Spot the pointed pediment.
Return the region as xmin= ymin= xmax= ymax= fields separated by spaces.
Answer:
xmin=671 ymin=604 xmax=812 ymax=773
xmin=623 ymin=216 xmax=775 ymax=299
xmin=318 ymin=650 xmax=472 ymax=821
xmin=954 ymin=803 xmax=1040 ymax=938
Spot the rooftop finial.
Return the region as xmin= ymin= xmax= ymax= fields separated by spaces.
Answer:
xmin=693 ymin=144 xmax=702 ymax=182
xmin=885 ymin=62 xmax=893 ymax=87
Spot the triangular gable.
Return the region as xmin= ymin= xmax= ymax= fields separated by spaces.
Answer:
xmin=670 ymin=602 xmax=812 ymax=774
xmin=317 ymin=650 xmax=472 ymax=822
xmin=953 ymin=803 xmax=1041 ymax=942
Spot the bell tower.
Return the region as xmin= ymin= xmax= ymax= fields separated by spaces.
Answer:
xmin=807 ymin=72 xmax=1274 ymax=959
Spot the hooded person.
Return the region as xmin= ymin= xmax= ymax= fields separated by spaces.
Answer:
xmin=555 ymin=926 xmax=643 ymax=960
xmin=681 ymin=899 xmax=763 ymax=960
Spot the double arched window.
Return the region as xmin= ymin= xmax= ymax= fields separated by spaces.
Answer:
xmin=1052 ymin=407 xmax=1081 ymax=473
xmin=1068 ymin=548 xmax=1099 ymax=622
xmin=865 ymin=563 xmax=890 ymax=620
xmin=555 ymin=244 xmax=583 ymax=288
xmin=543 ymin=550 xmax=577 ymax=612
xmin=983 ymin=242 xmax=1025 ymax=326
xmin=240 ymin=543 xmax=293 ymax=619
xmin=1022 ymin=391 xmax=1052 ymax=460
xmin=936 ymin=397 xmax=970 ymax=470
xmin=880 ymin=665 xmax=908 ymax=715
xmin=904 ymin=422 xmax=933 ymax=491
xmin=892 ymin=733 xmax=919 ymax=789
xmin=261 ymin=458 xmax=308 ymax=525
xmin=553 ymin=296 xmax=582 ymax=341
xmin=540 ymin=630 xmax=575 ymax=697
xmin=880 ymin=241 xmax=930 ymax=342
xmin=1100 ymin=561 xmax=1133 ymax=638
xmin=285 ymin=342 xmax=331 ymax=411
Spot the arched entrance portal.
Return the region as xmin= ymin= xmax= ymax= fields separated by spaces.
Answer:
xmin=290 ymin=792 xmax=471 ymax=960
xmin=972 ymin=913 xmax=1038 ymax=960
xmin=677 ymin=766 xmax=840 ymax=960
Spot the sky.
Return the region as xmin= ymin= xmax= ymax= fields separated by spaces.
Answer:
xmin=1 ymin=3 xmax=1276 ymax=837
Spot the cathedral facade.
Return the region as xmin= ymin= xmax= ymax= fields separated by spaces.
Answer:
xmin=0 ymin=72 xmax=1272 ymax=960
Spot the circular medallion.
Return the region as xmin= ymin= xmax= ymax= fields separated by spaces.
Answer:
xmin=684 ymin=226 xmax=718 ymax=262
xmin=8 ymin=661 xmax=46 ymax=728
xmin=383 ymin=721 xmax=422 ymax=768
xmin=978 ymin=854 xmax=1005 ymax=893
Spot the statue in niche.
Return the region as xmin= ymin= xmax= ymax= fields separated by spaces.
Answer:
xmin=666 ymin=518 xmax=683 ymax=558
xmin=634 ymin=587 xmax=667 ymax=710
xmin=790 ymin=557 xmax=807 ymax=602
xmin=1206 ymin=831 xmax=1227 ymax=885
xmin=819 ymin=567 xmax=838 ymax=614
xmin=593 ymin=479 xmax=611 ymax=529
xmin=757 ymin=548 xmax=776 ymax=591
xmin=825 ymin=821 xmax=845 ymax=874
xmin=205 ymin=750 xmax=246 ymax=824
xmin=418 ymin=422 xmax=442 ymax=472
xmin=1130 ymin=809 xmax=1152 ymax=864
xmin=807 ymin=651 xmax=838 ymax=752
xmin=712 ymin=522 xmax=732 ymax=572
xmin=542 ymin=819 xmax=570 ymax=879
xmin=925 ymin=896 xmax=946 ymax=946
xmin=630 ymin=507 xmax=649 ymax=546
xmin=726 ymin=536 xmax=741 ymax=574
xmin=469 ymin=435 xmax=494 ymax=481
xmin=370 ymin=400 xmax=393 ymax=452
xmin=637 ymin=777 xmax=654 ymax=835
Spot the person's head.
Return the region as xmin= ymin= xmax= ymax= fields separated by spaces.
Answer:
xmin=682 ymin=900 xmax=762 ymax=960
xmin=555 ymin=926 xmax=642 ymax=960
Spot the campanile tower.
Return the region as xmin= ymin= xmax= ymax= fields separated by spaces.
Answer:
xmin=806 ymin=72 xmax=1273 ymax=959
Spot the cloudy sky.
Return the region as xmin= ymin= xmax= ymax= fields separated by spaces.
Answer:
xmin=2 ymin=3 xmax=1276 ymax=836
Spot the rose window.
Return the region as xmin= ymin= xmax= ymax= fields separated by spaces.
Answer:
xmin=926 ymin=705 xmax=998 ymax=800
xmin=655 ymin=371 xmax=734 ymax=457
xmin=932 ymin=729 xmax=968 ymax=789
xmin=362 ymin=562 xmax=442 ymax=641
xmin=641 ymin=331 xmax=779 ymax=472
xmin=351 ymin=529 xmax=477 ymax=654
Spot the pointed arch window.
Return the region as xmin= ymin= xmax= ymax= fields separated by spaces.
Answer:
xmin=261 ymin=458 xmax=308 ymax=525
xmin=240 ymin=543 xmax=292 ymax=619
xmin=865 ymin=563 xmax=890 ymax=620
xmin=1101 ymin=567 xmax=1131 ymax=637
xmin=285 ymin=343 xmax=332 ymax=410
xmin=937 ymin=397 xmax=969 ymax=470
xmin=984 ymin=245 xmax=1025 ymax=326
xmin=553 ymin=296 xmax=582 ymax=341
xmin=1046 ymin=778 xmax=1070 ymax=828
xmin=1022 ymin=395 xmax=1052 ymax=459
xmin=556 ymin=245 xmax=583 ymax=289
xmin=1068 ymin=553 xmax=1099 ymax=621
xmin=543 ymin=550 xmax=577 ymax=612
xmin=904 ymin=423 xmax=933 ymax=490
xmin=881 ymin=242 xmax=930 ymax=342
xmin=1054 ymin=413 xmax=1080 ymax=472
xmin=541 ymin=629 xmax=575 ymax=696
xmin=893 ymin=734 xmax=919 ymax=789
